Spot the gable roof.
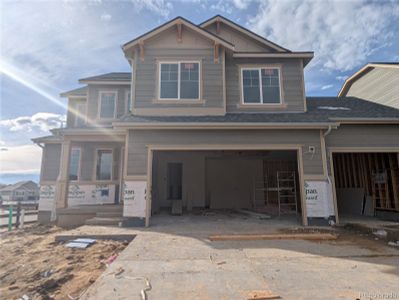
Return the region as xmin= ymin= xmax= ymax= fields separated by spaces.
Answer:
xmin=122 ymin=16 xmax=235 ymax=52
xmin=199 ymin=15 xmax=290 ymax=53
xmin=339 ymin=62 xmax=399 ymax=96
xmin=115 ymin=97 xmax=399 ymax=127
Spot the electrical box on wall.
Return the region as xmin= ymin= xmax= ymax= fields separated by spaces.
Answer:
xmin=308 ymin=146 xmax=316 ymax=154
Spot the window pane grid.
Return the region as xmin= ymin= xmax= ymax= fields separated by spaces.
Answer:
xmin=100 ymin=92 xmax=116 ymax=119
xmin=160 ymin=62 xmax=199 ymax=100
xmin=242 ymin=68 xmax=281 ymax=104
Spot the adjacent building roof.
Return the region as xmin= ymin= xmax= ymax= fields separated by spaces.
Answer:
xmin=79 ymin=72 xmax=131 ymax=84
xmin=117 ymin=97 xmax=399 ymax=126
xmin=339 ymin=63 xmax=399 ymax=96
xmin=0 ymin=181 xmax=38 ymax=192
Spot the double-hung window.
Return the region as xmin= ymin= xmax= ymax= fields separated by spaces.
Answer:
xmin=69 ymin=148 xmax=81 ymax=181
xmin=75 ymin=103 xmax=86 ymax=127
xmin=241 ymin=67 xmax=282 ymax=104
xmin=159 ymin=62 xmax=200 ymax=100
xmin=99 ymin=92 xmax=116 ymax=119
xmin=96 ymin=149 xmax=113 ymax=180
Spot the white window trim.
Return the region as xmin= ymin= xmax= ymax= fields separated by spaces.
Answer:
xmin=158 ymin=61 xmax=201 ymax=101
xmin=125 ymin=89 xmax=131 ymax=113
xmin=69 ymin=147 xmax=82 ymax=181
xmin=94 ymin=148 xmax=113 ymax=181
xmin=74 ymin=102 xmax=87 ymax=127
xmin=97 ymin=91 xmax=118 ymax=120
xmin=240 ymin=66 xmax=283 ymax=105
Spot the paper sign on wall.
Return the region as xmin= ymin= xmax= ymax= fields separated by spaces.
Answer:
xmin=305 ymin=181 xmax=335 ymax=218
xmin=68 ymin=184 xmax=115 ymax=206
xmin=39 ymin=185 xmax=56 ymax=211
xmin=123 ymin=181 xmax=146 ymax=218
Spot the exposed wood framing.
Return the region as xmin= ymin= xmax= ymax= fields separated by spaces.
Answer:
xmin=333 ymin=152 xmax=399 ymax=213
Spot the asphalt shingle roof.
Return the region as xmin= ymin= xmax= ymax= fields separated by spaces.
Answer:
xmin=79 ymin=72 xmax=131 ymax=82
xmin=60 ymin=86 xmax=87 ymax=97
xmin=120 ymin=97 xmax=399 ymax=124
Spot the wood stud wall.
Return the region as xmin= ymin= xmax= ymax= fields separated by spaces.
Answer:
xmin=333 ymin=153 xmax=399 ymax=212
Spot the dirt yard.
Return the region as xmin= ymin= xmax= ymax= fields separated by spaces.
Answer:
xmin=0 ymin=225 xmax=128 ymax=300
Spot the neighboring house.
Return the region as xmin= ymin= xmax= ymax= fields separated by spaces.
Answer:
xmin=339 ymin=63 xmax=399 ymax=109
xmin=0 ymin=181 xmax=39 ymax=204
xmin=33 ymin=15 xmax=399 ymax=227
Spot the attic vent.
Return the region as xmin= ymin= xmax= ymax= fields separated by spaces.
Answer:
xmin=317 ymin=106 xmax=351 ymax=111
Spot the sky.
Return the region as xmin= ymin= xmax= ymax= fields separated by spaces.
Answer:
xmin=1 ymin=0 xmax=399 ymax=184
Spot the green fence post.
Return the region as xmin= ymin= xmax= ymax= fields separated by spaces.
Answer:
xmin=8 ymin=206 xmax=13 ymax=231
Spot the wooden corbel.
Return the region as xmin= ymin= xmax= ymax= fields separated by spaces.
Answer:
xmin=216 ymin=20 xmax=221 ymax=34
xmin=176 ymin=21 xmax=183 ymax=43
xmin=214 ymin=43 xmax=220 ymax=63
xmin=139 ymin=40 xmax=145 ymax=61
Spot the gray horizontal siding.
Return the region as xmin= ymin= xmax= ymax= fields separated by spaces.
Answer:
xmin=134 ymin=48 xmax=224 ymax=109
xmin=326 ymin=124 xmax=399 ymax=148
xmin=66 ymin=98 xmax=86 ymax=128
xmin=127 ymin=129 xmax=323 ymax=176
xmin=41 ymin=144 xmax=61 ymax=181
xmin=225 ymin=55 xmax=305 ymax=113
xmin=347 ymin=68 xmax=399 ymax=109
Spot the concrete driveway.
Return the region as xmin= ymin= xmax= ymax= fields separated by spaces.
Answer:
xmin=81 ymin=212 xmax=399 ymax=300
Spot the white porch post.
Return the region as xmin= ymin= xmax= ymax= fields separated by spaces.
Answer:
xmin=55 ymin=140 xmax=71 ymax=208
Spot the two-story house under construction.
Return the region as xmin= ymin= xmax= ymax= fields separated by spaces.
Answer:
xmin=33 ymin=15 xmax=399 ymax=227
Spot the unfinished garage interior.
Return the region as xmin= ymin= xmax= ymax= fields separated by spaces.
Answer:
xmin=332 ymin=152 xmax=399 ymax=220
xmin=150 ymin=150 xmax=303 ymax=220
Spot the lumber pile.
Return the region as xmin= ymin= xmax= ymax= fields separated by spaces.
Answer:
xmin=209 ymin=233 xmax=337 ymax=241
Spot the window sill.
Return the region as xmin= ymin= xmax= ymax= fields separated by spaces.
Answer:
xmin=237 ymin=103 xmax=287 ymax=109
xmin=152 ymin=99 xmax=206 ymax=105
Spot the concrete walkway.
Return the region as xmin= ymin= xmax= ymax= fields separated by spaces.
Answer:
xmin=80 ymin=212 xmax=399 ymax=300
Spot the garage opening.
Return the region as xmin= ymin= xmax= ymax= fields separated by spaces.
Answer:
xmin=332 ymin=152 xmax=399 ymax=220
xmin=151 ymin=150 xmax=302 ymax=221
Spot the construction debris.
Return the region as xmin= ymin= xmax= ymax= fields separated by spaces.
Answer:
xmin=65 ymin=238 xmax=96 ymax=249
xmin=209 ymin=233 xmax=338 ymax=241
xmin=247 ymin=290 xmax=281 ymax=300
xmin=0 ymin=225 xmax=128 ymax=300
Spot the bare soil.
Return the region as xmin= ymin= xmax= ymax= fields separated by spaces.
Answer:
xmin=0 ymin=225 xmax=127 ymax=300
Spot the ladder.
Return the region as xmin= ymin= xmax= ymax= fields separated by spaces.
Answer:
xmin=277 ymin=171 xmax=298 ymax=216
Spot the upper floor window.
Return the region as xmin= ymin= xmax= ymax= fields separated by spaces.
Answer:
xmin=159 ymin=62 xmax=200 ymax=100
xmin=96 ymin=149 xmax=113 ymax=180
xmin=241 ymin=67 xmax=282 ymax=104
xmin=75 ymin=102 xmax=86 ymax=127
xmin=69 ymin=148 xmax=81 ymax=181
xmin=99 ymin=91 xmax=117 ymax=119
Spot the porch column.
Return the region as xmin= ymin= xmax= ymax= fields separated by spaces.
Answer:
xmin=55 ymin=140 xmax=71 ymax=208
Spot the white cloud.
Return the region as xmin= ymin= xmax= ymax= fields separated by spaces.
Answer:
xmin=0 ymin=113 xmax=66 ymax=133
xmin=336 ymin=75 xmax=349 ymax=81
xmin=132 ymin=0 xmax=173 ymax=18
xmin=232 ymin=0 xmax=251 ymax=10
xmin=0 ymin=145 xmax=42 ymax=174
xmin=248 ymin=1 xmax=399 ymax=72
xmin=210 ymin=0 xmax=233 ymax=14
xmin=321 ymin=84 xmax=333 ymax=90
xmin=100 ymin=13 xmax=112 ymax=21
